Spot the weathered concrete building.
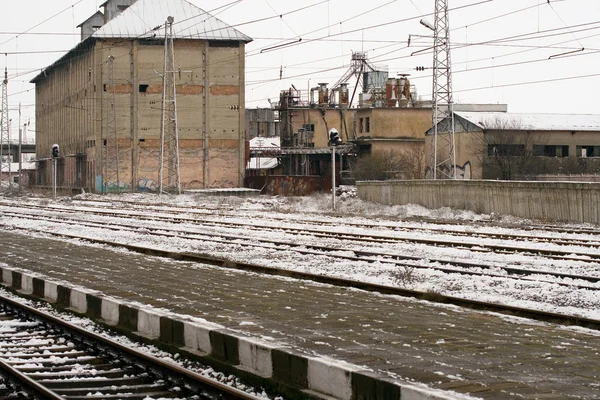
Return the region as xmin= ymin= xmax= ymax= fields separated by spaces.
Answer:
xmin=426 ymin=112 xmax=600 ymax=180
xmin=245 ymin=108 xmax=279 ymax=140
xmin=76 ymin=11 xmax=104 ymax=41
xmin=32 ymin=0 xmax=251 ymax=193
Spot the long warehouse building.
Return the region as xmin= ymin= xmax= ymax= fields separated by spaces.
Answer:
xmin=31 ymin=0 xmax=252 ymax=193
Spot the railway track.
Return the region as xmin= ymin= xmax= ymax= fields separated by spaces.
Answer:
xmin=64 ymin=198 xmax=600 ymax=244
xmin=1 ymin=205 xmax=600 ymax=330
xmin=1 ymin=206 xmax=600 ymax=291
xmin=3 ymin=201 xmax=600 ymax=262
xmin=0 ymin=292 xmax=265 ymax=400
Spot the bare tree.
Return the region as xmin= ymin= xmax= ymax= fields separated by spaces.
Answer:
xmin=397 ymin=146 xmax=427 ymax=179
xmin=350 ymin=147 xmax=427 ymax=181
xmin=470 ymin=117 xmax=548 ymax=180
xmin=351 ymin=150 xmax=404 ymax=181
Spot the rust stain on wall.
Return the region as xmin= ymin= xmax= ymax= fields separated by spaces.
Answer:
xmin=138 ymin=139 xmax=161 ymax=148
xmin=144 ymin=86 xmax=164 ymax=94
xmin=110 ymin=84 xmax=132 ymax=94
xmin=177 ymin=85 xmax=204 ymax=95
xmin=137 ymin=85 xmax=203 ymax=95
xmin=179 ymin=140 xmax=202 ymax=148
xmin=210 ymin=85 xmax=239 ymax=96
xmin=209 ymin=139 xmax=239 ymax=149
xmin=245 ymin=175 xmax=330 ymax=196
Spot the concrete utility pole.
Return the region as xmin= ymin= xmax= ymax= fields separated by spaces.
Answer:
xmin=430 ymin=0 xmax=456 ymax=179
xmin=104 ymin=55 xmax=121 ymax=194
xmin=0 ymin=67 xmax=11 ymax=188
xmin=18 ymin=104 xmax=22 ymax=193
xmin=331 ymin=146 xmax=336 ymax=210
xmin=159 ymin=16 xmax=181 ymax=195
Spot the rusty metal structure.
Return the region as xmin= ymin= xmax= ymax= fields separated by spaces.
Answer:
xmin=254 ymin=52 xmax=430 ymax=193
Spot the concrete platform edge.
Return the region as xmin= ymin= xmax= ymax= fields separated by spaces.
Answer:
xmin=0 ymin=266 xmax=472 ymax=400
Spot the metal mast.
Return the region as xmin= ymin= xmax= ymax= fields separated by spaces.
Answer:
xmin=431 ymin=0 xmax=456 ymax=179
xmin=159 ymin=16 xmax=181 ymax=195
xmin=104 ymin=55 xmax=120 ymax=193
xmin=0 ymin=67 xmax=11 ymax=188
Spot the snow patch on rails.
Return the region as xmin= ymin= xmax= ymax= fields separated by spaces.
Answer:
xmin=0 ymin=266 xmax=472 ymax=400
xmin=0 ymin=290 xmax=262 ymax=400
xmin=5 ymin=202 xmax=600 ymax=260
xmin=3 ymin=209 xmax=600 ymax=324
xmin=4 ymin=209 xmax=600 ymax=293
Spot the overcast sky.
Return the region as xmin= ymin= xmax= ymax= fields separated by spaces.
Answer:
xmin=3 ymin=0 xmax=599 ymax=138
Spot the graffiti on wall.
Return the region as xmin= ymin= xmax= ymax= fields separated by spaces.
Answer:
xmin=425 ymin=161 xmax=472 ymax=180
xmin=95 ymin=175 xmax=132 ymax=193
xmin=104 ymin=180 xmax=130 ymax=192
xmin=137 ymin=177 xmax=158 ymax=192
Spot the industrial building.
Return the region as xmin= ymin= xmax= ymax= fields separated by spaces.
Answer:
xmin=245 ymin=51 xmax=441 ymax=193
xmin=31 ymin=0 xmax=251 ymax=193
xmin=250 ymin=50 xmax=522 ymax=191
xmin=245 ymin=108 xmax=279 ymax=140
xmin=426 ymin=112 xmax=600 ymax=180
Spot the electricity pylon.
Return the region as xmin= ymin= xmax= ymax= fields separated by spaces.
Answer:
xmin=0 ymin=67 xmax=11 ymax=189
xmin=104 ymin=55 xmax=121 ymax=193
xmin=159 ymin=16 xmax=181 ymax=195
xmin=430 ymin=0 xmax=456 ymax=179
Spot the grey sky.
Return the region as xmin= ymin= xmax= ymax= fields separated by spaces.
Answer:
xmin=4 ymin=0 xmax=600 ymax=137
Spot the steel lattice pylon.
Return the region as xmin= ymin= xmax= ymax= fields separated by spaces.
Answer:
xmin=104 ymin=55 xmax=121 ymax=193
xmin=431 ymin=0 xmax=456 ymax=179
xmin=159 ymin=16 xmax=181 ymax=195
xmin=0 ymin=68 xmax=11 ymax=188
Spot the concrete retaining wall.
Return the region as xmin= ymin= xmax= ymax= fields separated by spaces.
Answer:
xmin=0 ymin=266 xmax=466 ymax=400
xmin=358 ymin=180 xmax=600 ymax=225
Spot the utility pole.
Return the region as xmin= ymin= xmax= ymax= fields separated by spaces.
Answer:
xmin=104 ymin=55 xmax=120 ymax=193
xmin=19 ymin=123 xmax=24 ymax=194
xmin=430 ymin=0 xmax=456 ymax=179
xmin=331 ymin=146 xmax=336 ymax=210
xmin=0 ymin=67 xmax=10 ymax=188
xmin=159 ymin=16 xmax=181 ymax=195
xmin=18 ymin=104 xmax=22 ymax=193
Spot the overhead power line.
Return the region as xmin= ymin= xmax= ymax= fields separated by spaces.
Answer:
xmin=0 ymin=0 xmax=86 ymax=48
xmin=455 ymin=72 xmax=600 ymax=93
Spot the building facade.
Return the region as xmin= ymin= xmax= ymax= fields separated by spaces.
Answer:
xmin=426 ymin=112 xmax=600 ymax=180
xmin=32 ymin=0 xmax=251 ymax=193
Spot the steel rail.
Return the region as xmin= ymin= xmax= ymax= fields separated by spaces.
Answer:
xmin=0 ymin=357 xmax=64 ymax=400
xmin=2 ymin=203 xmax=600 ymax=262
xmin=1 ymin=216 xmax=600 ymax=331
xmin=2 ymin=209 xmax=600 ymax=289
xmin=5 ymin=199 xmax=600 ymax=248
xmin=62 ymin=198 xmax=600 ymax=239
xmin=0 ymin=293 xmax=263 ymax=400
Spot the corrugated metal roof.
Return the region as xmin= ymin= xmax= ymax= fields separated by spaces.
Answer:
xmin=93 ymin=0 xmax=252 ymax=42
xmin=247 ymin=137 xmax=280 ymax=170
xmin=456 ymin=112 xmax=600 ymax=132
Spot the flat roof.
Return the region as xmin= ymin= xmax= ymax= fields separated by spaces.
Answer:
xmin=456 ymin=112 xmax=600 ymax=132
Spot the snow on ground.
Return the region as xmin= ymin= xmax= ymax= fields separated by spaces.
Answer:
xmin=2 ymin=190 xmax=600 ymax=321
